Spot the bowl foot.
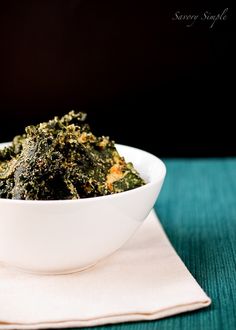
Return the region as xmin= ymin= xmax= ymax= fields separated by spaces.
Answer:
xmin=0 ymin=260 xmax=99 ymax=275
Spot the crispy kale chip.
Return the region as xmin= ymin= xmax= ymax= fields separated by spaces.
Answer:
xmin=0 ymin=111 xmax=145 ymax=200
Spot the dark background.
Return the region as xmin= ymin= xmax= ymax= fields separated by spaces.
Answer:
xmin=0 ymin=0 xmax=234 ymax=157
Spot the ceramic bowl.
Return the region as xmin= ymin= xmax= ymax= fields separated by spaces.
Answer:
xmin=0 ymin=144 xmax=166 ymax=274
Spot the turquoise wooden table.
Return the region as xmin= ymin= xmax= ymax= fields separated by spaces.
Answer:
xmin=73 ymin=159 xmax=236 ymax=330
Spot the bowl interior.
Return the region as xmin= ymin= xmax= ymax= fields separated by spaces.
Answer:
xmin=0 ymin=142 xmax=165 ymax=192
xmin=116 ymin=144 xmax=166 ymax=185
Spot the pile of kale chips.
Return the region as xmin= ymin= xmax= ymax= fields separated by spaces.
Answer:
xmin=0 ymin=111 xmax=145 ymax=200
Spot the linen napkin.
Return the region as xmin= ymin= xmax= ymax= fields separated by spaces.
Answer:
xmin=0 ymin=210 xmax=211 ymax=329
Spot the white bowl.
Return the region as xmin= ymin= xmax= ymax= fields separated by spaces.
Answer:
xmin=0 ymin=144 xmax=166 ymax=274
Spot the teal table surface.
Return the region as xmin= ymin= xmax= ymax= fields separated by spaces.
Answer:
xmin=73 ymin=159 xmax=236 ymax=330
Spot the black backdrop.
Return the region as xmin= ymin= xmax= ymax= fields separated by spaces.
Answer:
xmin=0 ymin=1 xmax=234 ymax=157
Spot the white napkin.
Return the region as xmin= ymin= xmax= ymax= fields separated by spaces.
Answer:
xmin=0 ymin=210 xmax=211 ymax=329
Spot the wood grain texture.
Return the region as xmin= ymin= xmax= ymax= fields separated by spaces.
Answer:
xmin=72 ymin=159 xmax=236 ymax=330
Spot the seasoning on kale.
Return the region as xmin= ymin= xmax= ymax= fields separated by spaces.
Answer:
xmin=0 ymin=111 xmax=145 ymax=200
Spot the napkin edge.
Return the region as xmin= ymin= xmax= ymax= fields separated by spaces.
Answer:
xmin=0 ymin=297 xmax=211 ymax=330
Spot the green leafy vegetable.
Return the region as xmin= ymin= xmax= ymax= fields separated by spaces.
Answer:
xmin=0 ymin=111 xmax=145 ymax=200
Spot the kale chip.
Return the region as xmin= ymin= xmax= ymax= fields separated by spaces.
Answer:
xmin=0 ymin=111 xmax=145 ymax=200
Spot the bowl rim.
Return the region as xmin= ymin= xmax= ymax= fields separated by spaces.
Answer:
xmin=0 ymin=143 xmax=166 ymax=204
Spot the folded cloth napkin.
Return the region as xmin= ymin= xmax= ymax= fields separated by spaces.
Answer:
xmin=0 ymin=210 xmax=211 ymax=329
